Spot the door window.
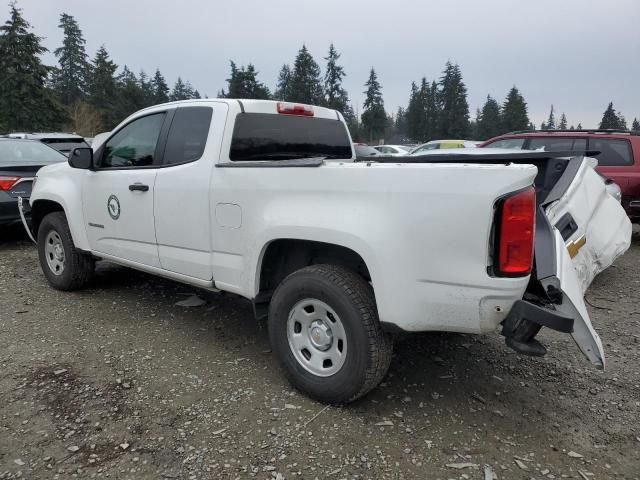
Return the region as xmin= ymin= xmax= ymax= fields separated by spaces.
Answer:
xmin=484 ymin=138 xmax=525 ymax=149
xmin=101 ymin=113 xmax=165 ymax=168
xmin=587 ymin=138 xmax=633 ymax=166
xmin=528 ymin=137 xmax=587 ymax=152
xmin=164 ymin=107 xmax=213 ymax=165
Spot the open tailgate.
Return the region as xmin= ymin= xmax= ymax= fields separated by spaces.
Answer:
xmin=538 ymin=156 xmax=631 ymax=368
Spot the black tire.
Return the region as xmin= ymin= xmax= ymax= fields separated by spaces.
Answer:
xmin=268 ymin=264 xmax=393 ymax=404
xmin=37 ymin=212 xmax=94 ymax=291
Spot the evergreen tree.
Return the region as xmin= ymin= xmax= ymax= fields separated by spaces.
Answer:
xmin=545 ymin=105 xmax=556 ymax=129
xmin=617 ymin=112 xmax=627 ymax=130
xmin=501 ymin=86 xmax=530 ymax=132
xmin=51 ymin=13 xmax=88 ymax=106
xmin=477 ymin=95 xmax=502 ymax=140
xmin=394 ymin=106 xmax=407 ymax=137
xmin=405 ymin=81 xmax=423 ymax=142
xmin=87 ymin=45 xmax=118 ymax=128
xmin=632 ymin=118 xmax=640 ymax=132
xmin=558 ymin=112 xmax=568 ymax=129
xmin=183 ymin=80 xmax=196 ymax=99
xmin=424 ymin=79 xmax=439 ymax=140
xmin=138 ymin=69 xmax=154 ymax=106
xmin=569 ymin=125 xmax=575 ymax=130
xmin=323 ymin=44 xmax=353 ymax=120
xmin=577 ymin=122 xmax=582 ymax=129
xmin=151 ymin=68 xmax=169 ymax=104
xmin=219 ymin=61 xmax=270 ymax=99
xmin=540 ymin=122 xmax=547 ymax=130
xmin=170 ymin=77 xmax=189 ymax=101
xmin=599 ymin=102 xmax=625 ymax=129
xmin=274 ymin=64 xmax=291 ymax=100
xmin=437 ymin=62 xmax=469 ymax=138
xmin=114 ymin=66 xmax=145 ymax=120
xmin=0 ymin=2 xmax=63 ymax=131
xmin=288 ymin=45 xmax=324 ymax=105
xmin=360 ymin=68 xmax=386 ymax=141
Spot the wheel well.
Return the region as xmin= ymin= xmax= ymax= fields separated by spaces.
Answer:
xmin=31 ymin=200 xmax=64 ymax=238
xmin=254 ymin=239 xmax=371 ymax=319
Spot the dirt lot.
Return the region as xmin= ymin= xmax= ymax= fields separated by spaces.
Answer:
xmin=0 ymin=226 xmax=639 ymax=480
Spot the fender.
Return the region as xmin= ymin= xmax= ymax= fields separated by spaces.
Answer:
xmin=30 ymin=163 xmax=91 ymax=251
xmin=250 ymin=226 xmax=380 ymax=298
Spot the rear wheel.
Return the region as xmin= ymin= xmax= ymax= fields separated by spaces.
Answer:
xmin=37 ymin=212 xmax=94 ymax=291
xmin=268 ymin=264 xmax=393 ymax=404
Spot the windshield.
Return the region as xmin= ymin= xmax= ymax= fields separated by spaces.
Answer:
xmin=0 ymin=140 xmax=66 ymax=165
xmin=230 ymin=113 xmax=353 ymax=160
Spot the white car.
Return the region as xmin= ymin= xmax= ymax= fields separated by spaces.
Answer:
xmin=21 ymin=99 xmax=631 ymax=404
xmin=372 ymin=145 xmax=409 ymax=156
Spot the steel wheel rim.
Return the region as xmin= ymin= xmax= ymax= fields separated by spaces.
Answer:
xmin=44 ymin=230 xmax=65 ymax=276
xmin=287 ymin=298 xmax=347 ymax=377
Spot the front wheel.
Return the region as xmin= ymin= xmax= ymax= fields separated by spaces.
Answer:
xmin=37 ymin=212 xmax=94 ymax=291
xmin=268 ymin=264 xmax=393 ymax=404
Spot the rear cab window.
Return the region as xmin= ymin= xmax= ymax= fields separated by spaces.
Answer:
xmin=229 ymin=113 xmax=352 ymax=161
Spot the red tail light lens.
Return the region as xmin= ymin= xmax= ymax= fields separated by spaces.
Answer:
xmin=0 ymin=176 xmax=20 ymax=191
xmin=498 ymin=186 xmax=536 ymax=275
xmin=277 ymin=102 xmax=314 ymax=116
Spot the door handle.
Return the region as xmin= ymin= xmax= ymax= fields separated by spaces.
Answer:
xmin=129 ymin=183 xmax=149 ymax=192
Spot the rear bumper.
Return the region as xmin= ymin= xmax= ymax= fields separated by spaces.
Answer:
xmin=0 ymin=194 xmax=22 ymax=225
xmin=501 ymin=299 xmax=574 ymax=357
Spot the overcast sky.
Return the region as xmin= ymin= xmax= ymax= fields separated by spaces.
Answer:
xmin=8 ymin=0 xmax=640 ymax=129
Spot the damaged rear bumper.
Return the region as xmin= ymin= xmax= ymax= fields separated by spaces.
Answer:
xmin=501 ymin=299 xmax=573 ymax=357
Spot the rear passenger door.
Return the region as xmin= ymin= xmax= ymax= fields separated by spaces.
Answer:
xmin=154 ymin=102 xmax=228 ymax=281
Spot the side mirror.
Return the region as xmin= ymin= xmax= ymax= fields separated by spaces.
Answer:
xmin=68 ymin=147 xmax=93 ymax=169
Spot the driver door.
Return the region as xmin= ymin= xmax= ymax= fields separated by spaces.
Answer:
xmin=82 ymin=111 xmax=171 ymax=267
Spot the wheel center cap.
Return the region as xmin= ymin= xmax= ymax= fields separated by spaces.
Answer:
xmin=54 ymin=244 xmax=63 ymax=259
xmin=309 ymin=321 xmax=332 ymax=351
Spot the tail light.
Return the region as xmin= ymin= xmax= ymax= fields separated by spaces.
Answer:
xmin=0 ymin=176 xmax=21 ymax=191
xmin=277 ymin=102 xmax=314 ymax=116
xmin=496 ymin=186 xmax=536 ymax=276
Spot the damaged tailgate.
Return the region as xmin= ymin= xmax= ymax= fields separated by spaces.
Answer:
xmin=536 ymin=155 xmax=631 ymax=368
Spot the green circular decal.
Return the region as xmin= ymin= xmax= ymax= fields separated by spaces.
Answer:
xmin=107 ymin=194 xmax=120 ymax=220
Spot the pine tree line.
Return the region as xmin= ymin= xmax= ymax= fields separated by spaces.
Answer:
xmin=0 ymin=3 xmax=201 ymax=136
xmin=1 ymin=2 xmax=637 ymax=141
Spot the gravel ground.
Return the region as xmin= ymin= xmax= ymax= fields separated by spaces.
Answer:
xmin=1 ymin=226 xmax=639 ymax=480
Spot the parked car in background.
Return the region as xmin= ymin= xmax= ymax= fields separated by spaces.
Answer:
xmin=480 ymin=129 xmax=640 ymax=222
xmin=6 ymin=132 xmax=89 ymax=156
xmin=372 ymin=145 xmax=409 ymax=156
xmin=410 ymin=140 xmax=480 ymax=154
xmin=353 ymin=143 xmax=380 ymax=158
xmin=0 ymin=138 xmax=66 ymax=226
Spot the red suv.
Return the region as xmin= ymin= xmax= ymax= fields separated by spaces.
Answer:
xmin=480 ymin=129 xmax=640 ymax=222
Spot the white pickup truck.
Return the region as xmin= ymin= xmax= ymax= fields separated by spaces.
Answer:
xmin=21 ymin=99 xmax=631 ymax=404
